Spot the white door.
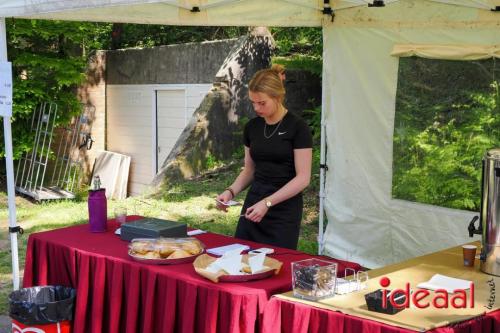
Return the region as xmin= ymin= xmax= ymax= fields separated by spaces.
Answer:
xmin=156 ymin=89 xmax=186 ymax=172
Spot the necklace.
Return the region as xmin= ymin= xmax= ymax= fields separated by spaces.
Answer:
xmin=263 ymin=109 xmax=287 ymax=139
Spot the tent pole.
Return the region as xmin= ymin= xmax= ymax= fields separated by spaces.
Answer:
xmin=318 ymin=103 xmax=327 ymax=255
xmin=318 ymin=25 xmax=328 ymax=255
xmin=1 ymin=17 xmax=20 ymax=291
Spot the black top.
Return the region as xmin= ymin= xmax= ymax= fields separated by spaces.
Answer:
xmin=244 ymin=111 xmax=312 ymax=186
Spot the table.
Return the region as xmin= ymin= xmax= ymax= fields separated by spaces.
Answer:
xmin=262 ymin=298 xmax=500 ymax=333
xmin=262 ymin=243 xmax=500 ymax=333
xmin=23 ymin=216 xmax=361 ymax=333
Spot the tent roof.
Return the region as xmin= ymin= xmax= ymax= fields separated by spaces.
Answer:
xmin=0 ymin=0 xmax=324 ymax=26
xmin=1 ymin=0 xmax=500 ymax=27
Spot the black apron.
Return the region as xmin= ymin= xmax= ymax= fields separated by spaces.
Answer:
xmin=235 ymin=180 xmax=302 ymax=250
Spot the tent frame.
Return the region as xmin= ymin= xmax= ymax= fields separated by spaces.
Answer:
xmin=2 ymin=0 xmax=499 ymax=289
xmin=1 ymin=17 xmax=20 ymax=291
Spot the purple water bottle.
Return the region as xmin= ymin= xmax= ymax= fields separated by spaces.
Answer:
xmin=88 ymin=176 xmax=107 ymax=232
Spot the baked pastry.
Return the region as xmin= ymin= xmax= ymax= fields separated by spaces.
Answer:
xmin=131 ymin=241 xmax=153 ymax=255
xmin=142 ymin=251 xmax=161 ymax=259
xmin=241 ymin=264 xmax=252 ymax=274
xmin=181 ymin=241 xmax=202 ymax=255
xmin=168 ymin=249 xmax=191 ymax=259
xmin=158 ymin=245 xmax=176 ymax=258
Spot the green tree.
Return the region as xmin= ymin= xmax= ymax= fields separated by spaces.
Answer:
xmin=271 ymin=27 xmax=322 ymax=76
xmin=1 ymin=19 xmax=111 ymax=159
xmin=393 ymin=58 xmax=500 ymax=211
xmin=0 ymin=21 xmax=322 ymax=160
xmin=109 ymin=24 xmax=248 ymax=49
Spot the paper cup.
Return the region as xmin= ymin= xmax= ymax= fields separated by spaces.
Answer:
xmin=462 ymin=245 xmax=477 ymax=267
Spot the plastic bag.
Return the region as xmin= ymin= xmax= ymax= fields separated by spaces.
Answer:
xmin=9 ymin=286 xmax=76 ymax=325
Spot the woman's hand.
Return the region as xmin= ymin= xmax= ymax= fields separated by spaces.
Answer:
xmin=215 ymin=190 xmax=233 ymax=212
xmin=244 ymin=200 xmax=269 ymax=223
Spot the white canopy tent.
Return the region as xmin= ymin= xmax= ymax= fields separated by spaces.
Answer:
xmin=1 ymin=0 xmax=500 ymax=289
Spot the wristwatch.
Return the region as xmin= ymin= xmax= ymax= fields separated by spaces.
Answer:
xmin=265 ymin=199 xmax=272 ymax=208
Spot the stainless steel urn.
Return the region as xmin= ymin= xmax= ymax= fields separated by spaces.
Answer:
xmin=469 ymin=148 xmax=500 ymax=276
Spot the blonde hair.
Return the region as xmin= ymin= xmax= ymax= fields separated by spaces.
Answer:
xmin=271 ymin=64 xmax=285 ymax=76
xmin=248 ymin=68 xmax=286 ymax=103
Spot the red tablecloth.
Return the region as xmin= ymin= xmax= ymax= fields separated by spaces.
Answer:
xmin=23 ymin=216 xmax=361 ymax=333
xmin=262 ymin=292 xmax=500 ymax=333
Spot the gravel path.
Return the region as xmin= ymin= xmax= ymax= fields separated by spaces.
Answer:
xmin=0 ymin=315 xmax=10 ymax=333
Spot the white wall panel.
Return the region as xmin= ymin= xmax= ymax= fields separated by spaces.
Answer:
xmin=107 ymin=84 xmax=211 ymax=196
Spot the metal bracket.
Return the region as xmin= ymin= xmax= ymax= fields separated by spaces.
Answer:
xmin=322 ymin=0 xmax=335 ymax=22
xmin=79 ymin=133 xmax=94 ymax=150
xmin=368 ymin=0 xmax=385 ymax=7
xmin=9 ymin=226 xmax=24 ymax=235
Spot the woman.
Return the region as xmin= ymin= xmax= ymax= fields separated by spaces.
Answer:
xmin=216 ymin=68 xmax=312 ymax=249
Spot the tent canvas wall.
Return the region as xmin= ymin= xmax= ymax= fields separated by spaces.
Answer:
xmin=2 ymin=0 xmax=500 ymax=288
xmin=321 ymin=1 xmax=500 ymax=268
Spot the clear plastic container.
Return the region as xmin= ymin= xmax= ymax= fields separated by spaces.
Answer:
xmin=292 ymin=258 xmax=337 ymax=300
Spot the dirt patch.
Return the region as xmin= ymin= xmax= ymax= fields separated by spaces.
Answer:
xmin=0 ymin=315 xmax=11 ymax=333
xmin=0 ymin=240 xmax=9 ymax=251
xmin=0 ymin=174 xmax=5 ymax=193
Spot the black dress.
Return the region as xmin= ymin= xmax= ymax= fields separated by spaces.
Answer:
xmin=235 ymin=111 xmax=312 ymax=249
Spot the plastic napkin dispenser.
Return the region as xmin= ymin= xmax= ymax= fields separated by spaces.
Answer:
xmin=120 ymin=217 xmax=187 ymax=241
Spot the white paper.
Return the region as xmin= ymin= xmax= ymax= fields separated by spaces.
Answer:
xmin=215 ymin=199 xmax=241 ymax=207
xmin=221 ymin=247 xmax=244 ymax=258
xmin=248 ymin=252 xmax=266 ymax=274
xmin=216 ymin=254 xmax=243 ymax=275
xmin=187 ymin=229 xmax=206 ymax=236
xmin=206 ymin=243 xmax=249 ymax=256
xmin=0 ymin=62 xmax=13 ymax=117
xmin=417 ymin=274 xmax=472 ymax=293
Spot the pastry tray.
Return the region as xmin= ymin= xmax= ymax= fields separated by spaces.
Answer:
xmin=218 ymin=269 xmax=276 ymax=282
xmin=128 ymin=249 xmax=204 ymax=265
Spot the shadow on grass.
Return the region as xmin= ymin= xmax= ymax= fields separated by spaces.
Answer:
xmin=154 ymin=164 xmax=242 ymax=203
xmin=23 ymin=219 xmax=88 ymax=234
xmin=177 ymin=214 xmax=238 ymax=237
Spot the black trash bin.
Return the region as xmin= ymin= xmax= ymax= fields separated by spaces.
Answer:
xmin=9 ymin=286 xmax=76 ymax=333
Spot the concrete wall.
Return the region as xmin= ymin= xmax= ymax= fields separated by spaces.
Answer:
xmin=106 ymin=39 xmax=239 ymax=85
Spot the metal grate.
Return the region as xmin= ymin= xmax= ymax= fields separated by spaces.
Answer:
xmin=15 ymin=103 xmax=95 ymax=200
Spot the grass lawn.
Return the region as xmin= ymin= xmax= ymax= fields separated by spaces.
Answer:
xmin=0 ymin=162 xmax=320 ymax=315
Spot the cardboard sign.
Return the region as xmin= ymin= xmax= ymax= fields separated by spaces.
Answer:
xmin=0 ymin=62 xmax=13 ymax=117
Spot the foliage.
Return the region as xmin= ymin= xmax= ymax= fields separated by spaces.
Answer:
xmin=0 ymin=19 xmax=111 ymax=159
xmin=204 ymin=152 xmax=224 ymax=170
xmin=271 ymin=27 xmax=322 ymax=75
xmin=109 ymin=24 xmax=248 ymax=49
xmin=273 ymin=55 xmax=322 ymax=77
xmin=302 ymin=105 xmax=322 ymax=142
xmin=0 ymin=20 xmax=322 ymax=161
xmin=393 ymin=58 xmax=500 ymax=211
xmin=270 ymin=27 xmax=322 ymax=58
